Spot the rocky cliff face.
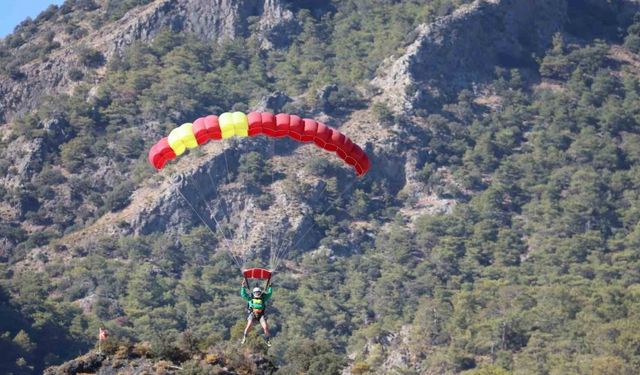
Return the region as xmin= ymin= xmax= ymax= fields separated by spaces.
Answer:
xmin=130 ymin=139 xmax=318 ymax=262
xmin=372 ymin=0 xmax=568 ymax=112
xmin=372 ymin=0 xmax=640 ymax=113
xmin=44 ymin=350 xmax=276 ymax=375
xmin=104 ymin=0 xmax=295 ymax=56
xmin=0 ymin=0 xmax=295 ymax=123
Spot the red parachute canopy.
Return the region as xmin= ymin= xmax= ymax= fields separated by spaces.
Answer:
xmin=243 ymin=268 xmax=272 ymax=280
xmin=148 ymin=111 xmax=370 ymax=176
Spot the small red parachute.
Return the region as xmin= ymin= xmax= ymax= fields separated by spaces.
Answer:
xmin=243 ymin=268 xmax=272 ymax=289
xmin=243 ymin=268 xmax=272 ymax=280
xmin=148 ymin=111 xmax=370 ymax=176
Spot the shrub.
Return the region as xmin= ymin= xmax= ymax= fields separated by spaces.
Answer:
xmin=104 ymin=181 xmax=135 ymax=212
xmin=372 ymin=102 xmax=394 ymax=125
xmin=255 ymin=192 xmax=274 ymax=210
xmin=68 ymin=68 xmax=84 ymax=81
xmin=37 ymin=167 xmax=67 ymax=185
xmin=6 ymin=63 xmax=26 ymax=80
xmin=77 ymin=46 xmax=104 ymax=68
xmin=624 ymin=34 xmax=640 ymax=53
xmin=238 ymin=152 xmax=271 ymax=191
xmin=60 ymin=136 xmax=93 ymax=172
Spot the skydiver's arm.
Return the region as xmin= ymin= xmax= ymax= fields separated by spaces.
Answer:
xmin=240 ymin=286 xmax=251 ymax=301
xmin=263 ymin=286 xmax=273 ymax=301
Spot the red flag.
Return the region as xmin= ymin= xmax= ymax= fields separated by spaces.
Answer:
xmin=99 ymin=327 xmax=109 ymax=341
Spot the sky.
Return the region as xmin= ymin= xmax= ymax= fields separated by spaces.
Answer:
xmin=0 ymin=0 xmax=65 ymax=37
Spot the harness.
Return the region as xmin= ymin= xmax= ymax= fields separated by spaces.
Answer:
xmin=248 ymin=296 xmax=266 ymax=318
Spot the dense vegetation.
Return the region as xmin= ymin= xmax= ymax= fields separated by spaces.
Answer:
xmin=1 ymin=1 xmax=640 ymax=374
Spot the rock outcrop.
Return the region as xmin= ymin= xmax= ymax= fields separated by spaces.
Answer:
xmin=0 ymin=0 xmax=296 ymax=123
xmin=372 ymin=0 xmax=640 ymax=113
xmin=372 ymin=0 xmax=568 ymax=112
xmin=44 ymin=350 xmax=277 ymax=375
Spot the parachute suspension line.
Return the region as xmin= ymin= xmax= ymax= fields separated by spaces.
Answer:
xmin=221 ymin=141 xmax=233 ymax=185
xmin=268 ymin=220 xmax=289 ymax=271
xmin=271 ymin=229 xmax=294 ymax=272
xmin=237 ymin=201 xmax=252 ymax=267
xmin=271 ymin=231 xmax=293 ymax=272
xmin=268 ymin=137 xmax=277 ymax=271
xmin=219 ymin=141 xmax=247 ymax=267
xmin=269 ymin=137 xmax=276 ymax=190
xmin=177 ymin=185 xmax=242 ymax=270
xmin=269 ymin=170 xmax=328 ymax=270
xmin=204 ymin=199 xmax=242 ymax=268
xmin=268 ymin=233 xmax=279 ymax=271
xmin=175 ymin=179 xmax=243 ymax=270
xmin=204 ymin=166 xmax=240 ymax=262
xmin=184 ymin=174 xmax=237 ymax=258
xmin=271 ymin=175 xmax=368 ymax=272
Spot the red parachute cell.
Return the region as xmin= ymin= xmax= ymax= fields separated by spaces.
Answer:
xmin=243 ymin=268 xmax=272 ymax=279
xmin=326 ymin=129 xmax=345 ymax=152
xmin=335 ymin=137 xmax=355 ymax=161
xmin=288 ymin=115 xmax=304 ymax=141
xmin=314 ymin=123 xmax=333 ymax=150
xmin=262 ymin=112 xmax=277 ymax=136
xmin=249 ymin=112 xmax=277 ymax=137
xmin=274 ymin=113 xmax=291 ymax=138
xmin=192 ymin=116 xmax=222 ymax=144
xmin=148 ymin=137 xmax=176 ymax=169
xmin=353 ymin=151 xmax=370 ymax=176
xmin=301 ymin=119 xmax=318 ymax=142
xmin=345 ymin=143 xmax=365 ymax=167
xmin=192 ymin=117 xmax=208 ymax=144
xmin=357 ymin=152 xmax=370 ymax=175
xmin=205 ymin=115 xmax=222 ymax=140
xmin=248 ymin=112 xmax=264 ymax=137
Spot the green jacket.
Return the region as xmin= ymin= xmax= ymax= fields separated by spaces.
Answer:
xmin=241 ymin=286 xmax=272 ymax=310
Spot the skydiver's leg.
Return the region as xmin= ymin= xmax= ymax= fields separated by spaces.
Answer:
xmin=242 ymin=314 xmax=254 ymax=343
xmin=259 ymin=315 xmax=270 ymax=339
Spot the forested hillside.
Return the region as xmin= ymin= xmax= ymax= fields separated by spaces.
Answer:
xmin=1 ymin=0 xmax=640 ymax=374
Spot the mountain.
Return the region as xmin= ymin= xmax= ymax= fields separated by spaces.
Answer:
xmin=2 ymin=0 xmax=640 ymax=374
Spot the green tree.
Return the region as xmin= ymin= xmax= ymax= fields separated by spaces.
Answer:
xmin=12 ymin=330 xmax=36 ymax=353
xmin=237 ymin=151 xmax=271 ymax=191
xmin=104 ymin=181 xmax=135 ymax=212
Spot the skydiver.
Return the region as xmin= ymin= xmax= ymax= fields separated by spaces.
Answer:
xmin=241 ymin=279 xmax=273 ymax=347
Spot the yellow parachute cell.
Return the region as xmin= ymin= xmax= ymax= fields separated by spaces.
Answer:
xmin=219 ymin=112 xmax=248 ymax=138
xmin=168 ymin=123 xmax=198 ymax=155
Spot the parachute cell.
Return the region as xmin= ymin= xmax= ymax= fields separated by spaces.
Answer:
xmin=148 ymin=137 xmax=176 ymax=169
xmin=275 ymin=113 xmax=291 ymax=138
xmin=314 ymin=123 xmax=332 ymax=149
xmin=247 ymin=112 xmax=263 ymax=137
xmin=327 ymin=129 xmax=345 ymax=152
xmin=243 ymin=268 xmax=272 ymax=280
xmin=148 ymin=111 xmax=370 ymax=176
xmin=168 ymin=123 xmax=198 ymax=155
xmin=301 ymin=119 xmax=318 ymax=142
xmin=288 ymin=115 xmax=304 ymax=141
xmin=336 ymin=137 xmax=355 ymax=160
xmin=192 ymin=115 xmax=222 ymax=144
xmin=219 ymin=112 xmax=248 ymax=138
xmin=192 ymin=117 xmax=208 ymax=145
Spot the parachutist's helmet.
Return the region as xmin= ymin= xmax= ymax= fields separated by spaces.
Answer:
xmin=252 ymin=287 xmax=263 ymax=297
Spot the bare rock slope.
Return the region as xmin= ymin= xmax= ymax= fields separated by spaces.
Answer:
xmin=372 ymin=0 xmax=567 ymax=112
xmin=0 ymin=0 xmax=294 ymax=122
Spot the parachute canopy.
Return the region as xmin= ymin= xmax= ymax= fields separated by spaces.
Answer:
xmin=148 ymin=111 xmax=370 ymax=176
xmin=243 ymin=268 xmax=272 ymax=280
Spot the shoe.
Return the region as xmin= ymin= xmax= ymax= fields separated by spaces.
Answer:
xmin=241 ymin=336 xmax=246 ymax=345
xmin=265 ymin=338 xmax=271 ymax=347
